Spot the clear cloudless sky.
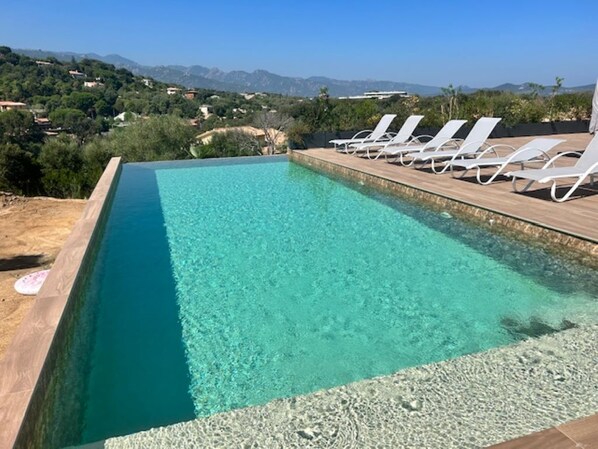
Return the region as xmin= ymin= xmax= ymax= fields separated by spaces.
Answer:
xmin=1 ymin=0 xmax=597 ymax=87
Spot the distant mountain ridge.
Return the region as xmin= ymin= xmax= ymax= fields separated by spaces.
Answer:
xmin=14 ymin=48 xmax=595 ymax=97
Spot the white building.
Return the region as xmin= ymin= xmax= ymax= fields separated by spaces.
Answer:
xmin=0 ymin=101 xmax=27 ymax=112
xmin=69 ymin=70 xmax=85 ymax=79
xmin=339 ymin=90 xmax=409 ymax=100
xmin=84 ymin=81 xmax=104 ymax=88
xmin=198 ymin=105 xmax=213 ymax=118
xmin=167 ymin=87 xmax=182 ymax=95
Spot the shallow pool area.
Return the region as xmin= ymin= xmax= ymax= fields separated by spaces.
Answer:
xmin=45 ymin=156 xmax=598 ymax=448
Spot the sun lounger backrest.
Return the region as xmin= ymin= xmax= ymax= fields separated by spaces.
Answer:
xmin=370 ymin=114 xmax=397 ymax=140
xmin=459 ymin=117 xmax=501 ymax=154
xmin=393 ymin=115 xmax=424 ymax=143
xmin=576 ymin=134 xmax=598 ymax=170
xmin=510 ymin=138 xmax=565 ymax=163
xmin=425 ymin=119 xmax=467 ymax=149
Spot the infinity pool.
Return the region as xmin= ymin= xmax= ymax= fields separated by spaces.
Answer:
xmin=48 ymin=156 xmax=598 ymax=447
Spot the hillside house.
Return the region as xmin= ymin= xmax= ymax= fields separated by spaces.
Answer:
xmin=0 ymin=101 xmax=27 ymax=112
xmin=185 ymin=90 xmax=198 ymax=100
xmin=196 ymin=126 xmax=287 ymax=148
xmin=84 ymin=81 xmax=104 ymax=88
xmin=199 ymin=104 xmax=213 ymax=118
xmin=69 ymin=70 xmax=86 ymax=79
xmin=167 ymin=87 xmax=182 ymax=95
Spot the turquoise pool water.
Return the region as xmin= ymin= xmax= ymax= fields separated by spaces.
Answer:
xmin=52 ymin=157 xmax=598 ymax=447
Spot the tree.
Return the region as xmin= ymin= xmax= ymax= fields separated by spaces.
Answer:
xmin=49 ymin=108 xmax=86 ymax=128
xmin=526 ymin=82 xmax=545 ymax=98
xmin=0 ymin=109 xmax=44 ymax=151
xmin=0 ymin=143 xmax=41 ymax=194
xmin=318 ymin=86 xmax=330 ymax=100
xmin=108 ymin=115 xmax=196 ymax=162
xmin=62 ymin=91 xmax=97 ymax=114
xmin=94 ymin=99 xmax=111 ymax=117
xmin=440 ymin=84 xmax=461 ymax=121
xmin=38 ymin=135 xmax=86 ymax=198
xmin=71 ymin=118 xmax=100 ymax=144
xmin=253 ymin=111 xmax=293 ymax=155
xmin=83 ymin=136 xmax=115 ymax=184
xmin=552 ymin=76 xmax=564 ymax=96
xmin=550 ymin=76 xmax=565 ymax=120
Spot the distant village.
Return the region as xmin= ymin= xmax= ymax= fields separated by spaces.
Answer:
xmin=0 ymin=61 xmax=285 ymax=146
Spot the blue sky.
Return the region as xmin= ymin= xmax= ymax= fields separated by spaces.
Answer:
xmin=2 ymin=0 xmax=597 ymax=87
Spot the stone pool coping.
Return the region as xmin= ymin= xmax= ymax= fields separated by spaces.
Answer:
xmin=76 ymin=324 xmax=598 ymax=448
xmin=0 ymin=157 xmax=122 ymax=449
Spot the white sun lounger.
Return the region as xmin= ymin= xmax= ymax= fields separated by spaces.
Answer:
xmin=330 ymin=114 xmax=397 ymax=152
xmin=448 ymin=137 xmax=565 ymax=184
xmin=348 ymin=115 xmax=424 ymax=159
xmin=376 ymin=119 xmax=468 ymax=163
xmin=407 ymin=117 xmax=502 ymax=173
xmin=506 ymin=134 xmax=598 ymax=202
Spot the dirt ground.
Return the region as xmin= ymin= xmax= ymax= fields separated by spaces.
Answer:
xmin=0 ymin=193 xmax=86 ymax=358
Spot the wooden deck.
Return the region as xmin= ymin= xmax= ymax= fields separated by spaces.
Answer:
xmin=297 ymin=133 xmax=598 ymax=243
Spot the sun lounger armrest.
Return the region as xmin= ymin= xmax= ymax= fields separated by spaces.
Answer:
xmin=381 ymin=136 xmax=412 ymax=149
xmin=411 ymin=134 xmax=434 ymax=143
xmin=351 ymin=130 xmax=374 ymax=140
xmin=475 ymin=144 xmax=515 ymax=159
xmin=542 ymin=151 xmax=583 ymax=169
xmin=371 ymin=132 xmax=395 ymax=143
xmin=448 ymin=140 xmax=488 ymax=157
xmin=428 ymin=138 xmax=465 ymax=153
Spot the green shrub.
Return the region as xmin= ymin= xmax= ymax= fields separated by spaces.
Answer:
xmin=82 ymin=137 xmax=116 ymax=185
xmin=0 ymin=143 xmax=41 ymax=195
xmin=38 ymin=135 xmax=87 ymax=198
xmin=108 ymin=115 xmax=196 ymax=162
xmin=49 ymin=108 xmax=86 ymax=128
xmin=0 ymin=109 xmax=44 ymax=152
xmin=286 ymin=120 xmax=312 ymax=147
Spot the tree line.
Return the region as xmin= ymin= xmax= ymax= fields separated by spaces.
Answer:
xmin=0 ymin=45 xmax=593 ymax=199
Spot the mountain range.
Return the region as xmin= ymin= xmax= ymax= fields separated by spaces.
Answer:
xmin=15 ymin=48 xmax=595 ymax=98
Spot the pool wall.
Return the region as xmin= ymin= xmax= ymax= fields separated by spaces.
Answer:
xmin=289 ymin=150 xmax=598 ymax=268
xmin=0 ymin=157 xmax=122 ymax=449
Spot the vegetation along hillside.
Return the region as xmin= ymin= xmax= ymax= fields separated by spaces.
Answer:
xmin=0 ymin=45 xmax=593 ymax=201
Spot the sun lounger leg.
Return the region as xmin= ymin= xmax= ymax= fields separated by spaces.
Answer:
xmin=398 ymin=152 xmax=414 ymax=166
xmin=512 ymin=177 xmax=536 ymax=193
xmin=477 ymin=163 xmax=508 ymax=185
xmin=431 ymin=158 xmax=451 ymax=174
xmin=450 ymin=164 xmax=470 ymax=179
xmin=550 ymin=177 xmax=585 ymax=202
